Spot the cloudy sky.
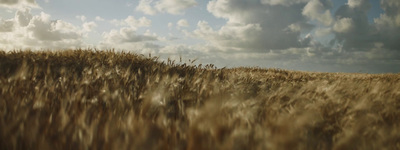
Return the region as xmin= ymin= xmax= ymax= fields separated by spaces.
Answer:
xmin=0 ymin=0 xmax=399 ymax=73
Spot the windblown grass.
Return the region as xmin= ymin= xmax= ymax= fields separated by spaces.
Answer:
xmin=0 ymin=50 xmax=399 ymax=150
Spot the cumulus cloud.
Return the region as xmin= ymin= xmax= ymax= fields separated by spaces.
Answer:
xmin=0 ymin=18 xmax=14 ymax=32
xmin=333 ymin=18 xmax=353 ymax=33
xmin=136 ymin=0 xmax=157 ymax=15
xmin=374 ymin=0 xmax=400 ymax=28
xmin=285 ymin=22 xmax=314 ymax=33
xmin=27 ymin=12 xmax=81 ymax=41
xmin=286 ymin=24 xmax=302 ymax=32
xmin=82 ymin=22 xmax=97 ymax=32
xmin=154 ymin=0 xmax=197 ymax=15
xmin=193 ymin=21 xmax=263 ymax=51
xmin=99 ymin=30 xmax=160 ymax=53
xmin=92 ymin=12 xmax=163 ymax=53
xmin=1 ymin=0 xmax=399 ymax=73
xmin=15 ymin=8 xmax=32 ymax=26
xmin=330 ymin=0 xmax=374 ymax=49
xmin=261 ymin=0 xmax=310 ymax=6
xmin=296 ymin=0 xmax=397 ymax=72
xmin=379 ymin=0 xmax=400 ymax=18
xmin=95 ymin=16 xmax=105 ymax=21
xmin=136 ymin=0 xmax=197 ymax=15
xmin=347 ymin=0 xmax=370 ymax=10
xmin=100 ymin=15 xmax=160 ymax=52
xmin=111 ymin=16 xmax=151 ymax=30
xmin=0 ymin=8 xmax=86 ymax=50
xmin=102 ymin=28 xmax=157 ymax=44
xmin=372 ymin=0 xmax=400 ymax=50
xmin=186 ymin=0 xmax=400 ymax=73
xmin=191 ymin=0 xmax=315 ymax=52
xmin=302 ymin=0 xmax=333 ymax=26
xmin=331 ymin=0 xmax=400 ymax=52
xmin=76 ymin=15 xmax=86 ymax=22
xmin=177 ymin=19 xmax=189 ymax=28
xmin=0 ymin=0 xmax=38 ymax=8
xmin=159 ymin=44 xmax=198 ymax=54
xmin=126 ymin=16 xmax=151 ymax=28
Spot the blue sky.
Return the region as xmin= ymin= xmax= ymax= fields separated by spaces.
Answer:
xmin=0 ymin=0 xmax=399 ymax=73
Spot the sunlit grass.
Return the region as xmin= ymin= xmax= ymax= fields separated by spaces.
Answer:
xmin=0 ymin=49 xmax=399 ymax=149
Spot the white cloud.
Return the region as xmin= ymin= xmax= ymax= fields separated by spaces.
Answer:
xmin=330 ymin=0 xmax=374 ymax=49
xmin=206 ymin=0 xmax=237 ymax=23
xmin=194 ymin=0 xmax=314 ymax=52
xmin=76 ymin=15 xmax=86 ymax=22
xmin=99 ymin=30 xmax=192 ymax=56
xmin=186 ymin=0 xmax=400 ymax=73
xmin=154 ymin=0 xmax=197 ymax=15
xmin=159 ymin=44 xmax=197 ymax=54
xmin=0 ymin=0 xmax=399 ymax=73
xmin=126 ymin=16 xmax=151 ymax=28
xmin=99 ymin=41 xmax=160 ymax=54
xmin=371 ymin=0 xmax=400 ymax=50
xmin=286 ymin=24 xmax=301 ymax=32
xmin=261 ymin=0 xmax=310 ymax=6
xmin=102 ymin=27 xmax=157 ymax=44
xmin=347 ymin=0 xmax=369 ymax=9
xmin=0 ymin=9 xmax=85 ymax=50
xmin=99 ymin=30 xmax=160 ymax=53
xmin=110 ymin=16 xmax=151 ymax=30
xmin=0 ymin=18 xmax=14 ymax=32
xmin=99 ymin=25 xmax=161 ymax=52
xmin=136 ymin=0 xmax=197 ymax=15
xmin=375 ymin=0 xmax=400 ymax=28
xmin=193 ymin=21 xmax=263 ymax=51
xmin=375 ymin=14 xmax=400 ymax=28
xmin=331 ymin=0 xmax=400 ymax=51
xmin=95 ymin=16 xmax=105 ymax=21
xmin=0 ymin=0 xmax=38 ymax=8
xmin=285 ymin=22 xmax=314 ymax=33
xmin=136 ymin=0 xmax=157 ymax=15
xmin=177 ymin=19 xmax=189 ymax=28
xmin=319 ymin=0 xmax=400 ymax=73
xmin=83 ymin=21 xmax=97 ymax=32
xmin=27 ymin=12 xmax=81 ymax=41
xmin=333 ymin=18 xmax=353 ymax=33
xmin=15 ymin=8 xmax=32 ymax=26
xmin=302 ymin=0 xmax=333 ymax=26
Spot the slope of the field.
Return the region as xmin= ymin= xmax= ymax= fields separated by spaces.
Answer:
xmin=0 ymin=50 xmax=399 ymax=150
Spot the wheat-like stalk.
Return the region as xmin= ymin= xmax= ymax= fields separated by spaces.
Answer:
xmin=0 ymin=49 xmax=399 ymax=150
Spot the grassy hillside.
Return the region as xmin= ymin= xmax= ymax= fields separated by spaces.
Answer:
xmin=0 ymin=50 xmax=399 ymax=150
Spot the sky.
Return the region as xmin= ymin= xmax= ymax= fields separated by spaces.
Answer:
xmin=0 ymin=0 xmax=399 ymax=73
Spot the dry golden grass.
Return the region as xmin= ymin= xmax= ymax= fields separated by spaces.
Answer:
xmin=0 ymin=49 xmax=399 ymax=150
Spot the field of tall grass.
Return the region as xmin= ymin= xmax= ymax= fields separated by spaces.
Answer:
xmin=0 ymin=50 xmax=399 ymax=150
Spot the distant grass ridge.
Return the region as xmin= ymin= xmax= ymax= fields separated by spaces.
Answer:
xmin=0 ymin=50 xmax=399 ymax=150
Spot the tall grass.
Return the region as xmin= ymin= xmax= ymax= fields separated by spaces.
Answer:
xmin=0 ymin=50 xmax=399 ymax=150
